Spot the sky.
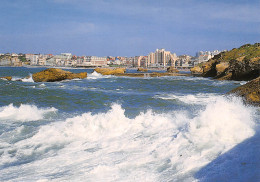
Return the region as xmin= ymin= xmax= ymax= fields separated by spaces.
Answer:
xmin=0 ymin=0 xmax=259 ymax=57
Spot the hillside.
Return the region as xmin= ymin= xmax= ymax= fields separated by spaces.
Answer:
xmin=191 ymin=43 xmax=260 ymax=81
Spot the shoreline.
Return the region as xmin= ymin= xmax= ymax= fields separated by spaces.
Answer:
xmin=0 ymin=65 xmax=191 ymax=72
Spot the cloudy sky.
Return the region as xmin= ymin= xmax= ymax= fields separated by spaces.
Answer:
xmin=0 ymin=0 xmax=259 ymax=56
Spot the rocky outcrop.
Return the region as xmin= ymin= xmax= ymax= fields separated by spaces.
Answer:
xmin=94 ymin=67 xmax=187 ymax=77
xmin=190 ymin=65 xmax=203 ymax=75
xmin=190 ymin=43 xmax=260 ymax=81
xmin=94 ymin=68 xmax=126 ymax=75
xmin=215 ymin=62 xmax=229 ymax=76
xmin=32 ymin=68 xmax=87 ymax=82
xmin=113 ymin=72 xmax=188 ymax=77
xmin=228 ymin=77 xmax=260 ymax=106
xmin=0 ymin=76 xmax=12 ymax=81
xmin=166 ymin=66 xmax=179 ymax=73
xmin=137 ymin=68 xmax=148 ymax=72
xmin=227 ymin=58 xmax=260 ymax=81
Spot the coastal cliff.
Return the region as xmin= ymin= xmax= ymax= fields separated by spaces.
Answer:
xmin=191 ymin=43 xmax=260 ymax=81
xmin=228 ymin=77 xmax=260 ymax=106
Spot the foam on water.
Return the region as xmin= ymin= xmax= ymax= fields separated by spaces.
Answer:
xmin=87 ymin=71 xmax=112 ymax=79
xmin=21 ymin=74 xmax=34 ymax=82
xmin=0 ymin=104 xmax=57 ymax=122
xmin=10 ymin=74 xmax=35 ymax=82
xmin=155 ymin=93 xmax=220 ymax=105
xmin=166 ymin=76 xmax=212 ymax=81
xmin=0 ymin=96 xmax=257 ymax=181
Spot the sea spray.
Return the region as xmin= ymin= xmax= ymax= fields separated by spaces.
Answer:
xmin=87 ymin=71 xmax=112 ymax=79
xmin=0 ymin=96 xmax=257 ymax=181
xmin=154 ymin=93 xmax=220 ymax=105
xmin=21 ymin=74 xmax=34 ymax=83
xmin=0 ymin=104 xmax=57 ymax=121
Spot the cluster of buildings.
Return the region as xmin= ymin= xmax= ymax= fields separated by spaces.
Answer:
xmin=0 ymin=53 xmax=23 ymax=67
xmin=0 ymin=49 xmax=223 ymax=69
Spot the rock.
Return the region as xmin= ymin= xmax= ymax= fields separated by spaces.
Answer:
xmin=190 ymin=65 xmax=203 ymax=75
xmin=114 ymin=72 xmax=188 ymax=77
xmin=94 ymin=68 xmax=126 ymax=75
xmin=167 ymin=66 xmax=179 ymax=73
xmin=190 ymin=43 xmax=260 ymax=81
xmin=228 ymin=58 xmax=260 ymax=81
xmin=32 ymin=68 xmax=87 ymax=82
xmin=202 ymin=59 xmax=218 ymax=77
xmin=0 ymin=76 xmax=12 ymax=81
xmin=137 ymin=68 xmax=148 ymax=72
xmin=216 ymin=62 xmax=229 ymax=76
xmin=228 ymin=77 xmax=260 ymax=106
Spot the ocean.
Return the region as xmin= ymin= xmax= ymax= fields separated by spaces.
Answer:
xmin=0 ymin=67 xmax=259 ymax=182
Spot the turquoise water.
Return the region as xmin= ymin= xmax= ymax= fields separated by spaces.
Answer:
xmin=0 ymin=67 xmax=259 ymax=181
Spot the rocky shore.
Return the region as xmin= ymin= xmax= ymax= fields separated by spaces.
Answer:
xmin=94 ymin=67 xmax=187 ymax=77
xmin=1 ymin=68 xmax=88 ymax=82
xmin=190 ymin=43 xmax=260 ymax=106
xmin=191 ymin=43 xmax=260 ymax=81
xmin=228 ymin=77 xmax=260 ymax=106
xmin=32 ymin=68 xmax=87 ymax=82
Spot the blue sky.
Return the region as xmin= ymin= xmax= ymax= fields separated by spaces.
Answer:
xmin=0 ymin=0 xmax=259 ymax=56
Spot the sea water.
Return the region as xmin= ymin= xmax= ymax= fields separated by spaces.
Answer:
xmin=0 ymin=67 xmax=259 ymax=182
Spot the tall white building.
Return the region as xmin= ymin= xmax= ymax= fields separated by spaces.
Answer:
xmin=31 ymin=55 xmax=39 ymax=65
xmin=148 ymin=49 xmax=177 ymax=67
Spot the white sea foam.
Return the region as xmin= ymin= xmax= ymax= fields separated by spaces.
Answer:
xmin=9 ymin=74 xmax=35 ymax=82
xmin=240 ymin=81 xmax=248 ymax=85
xmin=166 ymin=76 xmax=212 ymax=81
xmin=87 ymin=71 xmax=112 ymax=79
xmin=39 ymin=83 xmax=46 ymax=87
xmin=0 ymin=97 xmax=257 ymax=181
xmin=155 ymin=93 xmax=220 ymax=105
xmin=0 ymin=104 xmax=57 ymax=122
xmin=21 ymin=74 xmax=34 ymax=82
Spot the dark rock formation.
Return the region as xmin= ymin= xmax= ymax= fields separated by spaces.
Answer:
xmin=167 ymin=66 xmax=179 ymax=73
xmin=32 ymin=68 xmax=87 ymax=82
xmin=137 ymin=68 xmax=148 ymax=72
xmin=228 ymin=77 xmax=260 ymax=106
xmin=228 ymin=58 xmax=260 ymax=81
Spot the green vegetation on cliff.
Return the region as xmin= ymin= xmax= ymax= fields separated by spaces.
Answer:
xmin=191 ymin=43 xmax=260 ymax=81
xmin=214 ymin=43 xmax=260 ymax=62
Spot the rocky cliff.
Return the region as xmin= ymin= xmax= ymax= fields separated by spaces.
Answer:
xmin=191 ymin=43 xmax=260 ymax=81
xmin=228 ymin=77 xmax=260 ymax=106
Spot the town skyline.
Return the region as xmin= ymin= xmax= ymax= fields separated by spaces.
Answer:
xmin=0 ymin=47 xmax=222 ymax=69
xmin=1 ymin=0 xmax=259 ymax=56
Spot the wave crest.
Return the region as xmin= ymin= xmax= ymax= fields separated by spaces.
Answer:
xmin=0 ymin=104 xmax=57 ymax=121
xmin=0 ymin=97 xmax=257 ymax=181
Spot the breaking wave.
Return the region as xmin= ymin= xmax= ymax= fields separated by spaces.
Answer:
xmin=21 ymin=74 xmax=34 ymax=82
xmin=0 ymin=96 xmax=257 ymax=181
xmin=87 ymin=71 xmax=112 ymax=79
xmin=0 ymin=104 xmax=57 ymax=122
xmin=154 ymin=93 xmax=220 ymax=105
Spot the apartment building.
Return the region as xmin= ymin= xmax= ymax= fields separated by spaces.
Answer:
xmin=148 ymin=49 xmax=177 ymax=67
xmin=84 ymin=56 xmax=107 ymax=66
